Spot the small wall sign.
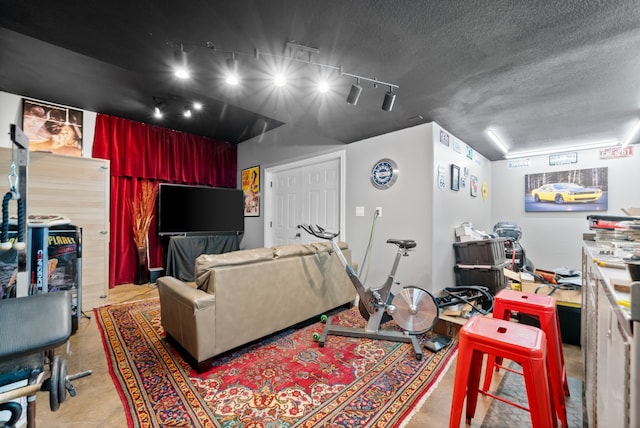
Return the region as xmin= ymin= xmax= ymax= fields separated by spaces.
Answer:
xmin=549 ymin=152 xmax=578 ymax=166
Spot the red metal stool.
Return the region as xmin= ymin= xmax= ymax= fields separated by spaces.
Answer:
xmin=483 ymin=289 xmax=569 ymax=428
xmin=449 ymin=315 xmax=556 ymax=428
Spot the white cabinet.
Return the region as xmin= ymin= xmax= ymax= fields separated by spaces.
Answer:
xmin=582 ymin=244 xmax=635 ymax=428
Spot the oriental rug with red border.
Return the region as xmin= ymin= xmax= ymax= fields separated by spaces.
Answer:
xmin=95 ymin=298 xmax=457 ymax=427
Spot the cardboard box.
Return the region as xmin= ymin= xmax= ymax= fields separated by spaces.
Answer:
xmin=503 ymin=268 xmax=581 ymax=305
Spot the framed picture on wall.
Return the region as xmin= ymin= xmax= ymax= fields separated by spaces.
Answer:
xmin=470 ymin=175 xmax=479 ymax=197
xmin=241 ymin=166 xmax=260 ymax=217
xmin=21 ymin=99 xmax=83 ymax=157
xmin=524 ymin=167 xmax=608 ymax=212
xmin=450 ymin=164 xmax=460 ymax=191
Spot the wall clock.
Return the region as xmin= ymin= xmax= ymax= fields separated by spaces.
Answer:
xmin=370 ymin=158 xmax=399 ymax=190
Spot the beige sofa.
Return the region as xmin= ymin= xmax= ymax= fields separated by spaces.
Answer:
xmin=157 ymin=241 xmax=356 ymax=372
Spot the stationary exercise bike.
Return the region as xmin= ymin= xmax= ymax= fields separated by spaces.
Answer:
xmin=299 ymin=224 xmax=439 ymax=360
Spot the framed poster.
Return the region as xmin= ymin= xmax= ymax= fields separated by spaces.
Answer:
xmin=450 ymin=164 xmax=460 ymax=191
xmin=22 ymin=99 xmax=83 ymax=157
xmin=470 ymin=175 xmax=478 ymax=197
xmin=241 ymin=166 xmax=260 ymax=217
xmin=524 ymin=167 xmax=608 ymax=212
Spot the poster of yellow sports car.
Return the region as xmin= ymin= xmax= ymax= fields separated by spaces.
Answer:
xmin=525 ymin=167 xmax=607 ymax=212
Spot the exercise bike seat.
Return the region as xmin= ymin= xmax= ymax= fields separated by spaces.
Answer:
xmin=386 ymin=239 xmax=416 ymax=250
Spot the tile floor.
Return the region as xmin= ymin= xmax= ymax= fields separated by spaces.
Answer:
xmin=26 ymin=284 xmax=583 ymax=427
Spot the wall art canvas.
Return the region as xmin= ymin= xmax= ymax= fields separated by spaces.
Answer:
xmin=524 ymin=167 xmax=608 ymax=212
xmin=22 ymin=99 xmax=83 ymax=157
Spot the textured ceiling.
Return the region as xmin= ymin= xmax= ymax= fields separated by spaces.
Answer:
xmin=1 ymin=0 xmax=640 ymax=160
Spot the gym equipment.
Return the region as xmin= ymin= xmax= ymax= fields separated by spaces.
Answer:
xmin=299 ymin=224 xmax=439 ymax=360
xmin=0 ymin=125 xmax=91 ymax=428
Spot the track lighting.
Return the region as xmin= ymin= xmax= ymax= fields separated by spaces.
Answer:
xmin=274 ymin=73 xmax=287 ymax=87
xmin=170 ymin=39 xmax=399 ymax=111
xmin=154 ymin=106 xmax=163 ymax=119
xmin=346 ymin=79 xmax=363 ymax=105
xmin=317 ymin=80 xmax=330 ymax=94
xmin=225 ymin=53 xmax=240 ymax=85
xmin=173 ymin=44 xmax=190 ymax=80
xmin=382 ymin=87 xmax=396 ymax=111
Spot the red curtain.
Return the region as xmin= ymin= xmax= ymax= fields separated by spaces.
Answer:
xmin=92 ymin=114 xmax=237 ymax=287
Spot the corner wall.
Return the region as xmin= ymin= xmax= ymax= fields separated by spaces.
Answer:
xmin=345 ymin=123 xmax=492 ymax=294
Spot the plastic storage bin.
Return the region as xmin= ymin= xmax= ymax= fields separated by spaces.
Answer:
xmin=453 ymin=238 xmax=506 ymax=265
xmin=454 ymin=262 xmax=508 ymax=294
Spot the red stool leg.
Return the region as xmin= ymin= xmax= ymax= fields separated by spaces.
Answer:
xmin=449 ymin=333 xmax=474 ymax=428
xmin=537 ymin=309 xmax=568 ymax=428
xmin=464 ymin=351 xmax=485 ymax=424
xmin=482 ymin=296 xmax=510 ymax=389
xmin=522 ymin=356 xmax=557 ymax=428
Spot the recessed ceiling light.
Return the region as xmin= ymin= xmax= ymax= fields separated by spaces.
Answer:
xmin=193 ymin=101 xmax=203 ymax=111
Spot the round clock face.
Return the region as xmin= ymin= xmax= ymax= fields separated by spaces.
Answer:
xmin=370 ymin=158 xmax=399 ymax=189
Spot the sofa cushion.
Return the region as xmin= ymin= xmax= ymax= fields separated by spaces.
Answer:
xmin=273 ymin=244 xmax=316 ymax=259
xmin=195 ymin=247 xmax=274 ymax=291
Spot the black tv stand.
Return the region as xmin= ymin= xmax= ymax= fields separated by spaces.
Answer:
xmin=164 ymin=233 xmax=240 ymax=282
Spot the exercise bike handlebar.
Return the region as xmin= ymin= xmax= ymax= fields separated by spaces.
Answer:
xmin=298 ymin=224 xmax=340 ymax=240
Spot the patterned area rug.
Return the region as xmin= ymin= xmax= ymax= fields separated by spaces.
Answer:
xmin=480 ymin=362 xmax=585 ymax=428
xmin=95 ymin=298 xmax=457 ymax=428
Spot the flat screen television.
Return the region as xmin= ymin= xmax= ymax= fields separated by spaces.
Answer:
xmin=157 ymin=184 xmax=244 ymax=235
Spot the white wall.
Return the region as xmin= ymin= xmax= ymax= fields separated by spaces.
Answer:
xmin=0 ymin=91 xmax=96 ymax=156
xmin=430 ymin=124 xmax=493 ymax=290
xmin=345 ymin=124 xmax=434 ymax=293
xmin=491 ymin=148 xmax=640 ymax=270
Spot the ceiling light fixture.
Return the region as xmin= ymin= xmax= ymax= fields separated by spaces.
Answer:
xmin=317 ymin=80 xmax=330 ymax=94
xmin=183 ymin=108 xmax=192 ymax=118
xmin=225 ymin=52 xmax=240 ymax=85
xmin=381 ymin=86 xmax=396 ymax=111
xmin=193 ymin=101 xmax=203 ymax=111
xmin=485 ymin=129 xmax=509 ymax=154
xmin=274 ymin=73 xmax=287 ymax=87
xmin=621 ymin=118 xmax=640 ymax=147
xmin=198 ymin=39 xmax=399 ymax=110
xmin=173 ymin=43 xmax=190 ymax=80
xmin=504 ymin=140 xmax=617 ymax=159
xmin=346 ymin=79 xmax=363 ymax=105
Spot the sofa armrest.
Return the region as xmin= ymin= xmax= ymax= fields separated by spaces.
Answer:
xmin=157 ymin=276 xmax=217 ymax=363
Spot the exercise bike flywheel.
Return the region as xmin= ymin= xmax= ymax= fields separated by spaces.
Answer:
xmin=388 ymin=286 xmax=439 ymax=334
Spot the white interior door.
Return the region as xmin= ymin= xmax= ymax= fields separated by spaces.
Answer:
xmin=266 ymin=153 xmax=344 ymax=247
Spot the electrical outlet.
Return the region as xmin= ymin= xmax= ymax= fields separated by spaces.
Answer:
xmin=376 ymin=207 xmax=382 ymax=217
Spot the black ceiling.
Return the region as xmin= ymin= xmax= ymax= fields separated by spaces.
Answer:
xmin=1 ymin=0 xmax=640 ymax=160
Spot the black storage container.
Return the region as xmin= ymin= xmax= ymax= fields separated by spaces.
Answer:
xmin=453 ymin=238 xmax=506 ymax=265
xmin=454 ymin=262 xmax=509 ymax=294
